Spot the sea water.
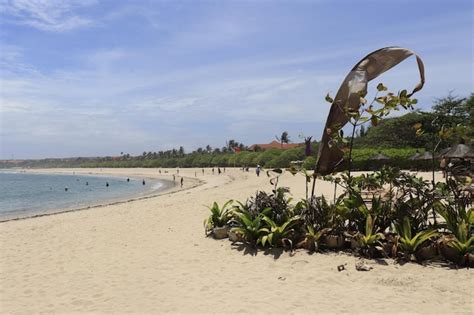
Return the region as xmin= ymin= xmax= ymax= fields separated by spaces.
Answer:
xmin=0 ymin=171 xmax=167 ymax=220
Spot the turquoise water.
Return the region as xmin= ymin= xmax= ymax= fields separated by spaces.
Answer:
xmin=0 ymin=171 xmax=168 ymax=220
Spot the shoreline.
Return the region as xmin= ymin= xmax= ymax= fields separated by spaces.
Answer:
xmin=0 ymin=168 xmax=203 ymax=223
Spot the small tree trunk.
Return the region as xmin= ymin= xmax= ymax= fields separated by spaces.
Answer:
xmin=311 ymin=173 xmax=317 ymax=198
xmin=348 ymin=123 xmax=357 ymax=179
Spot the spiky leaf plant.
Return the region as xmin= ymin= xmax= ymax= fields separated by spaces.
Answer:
xmin=396 ymin=217 xmax=438 ymax=260
xmin=204 ymin=200 xmax=234 ymax=235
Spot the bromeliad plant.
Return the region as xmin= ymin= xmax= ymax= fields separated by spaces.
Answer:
xmin=204 ymin=168 xmax=472 ymax=267
xmin=204 ymin=200 xmax=234 ymax=235
xmin=434 ymin=180 xmax=473 ymax=264
xmin=395 ymin=217 xmax=438 ymax=261
xmin=204 ymin=161 xmax=471 ymax=267
xmin=446 ymin=220 xmax=473 ymax=257
xmin=259 ymin=215 xmax=301 ymax=249
xmin=356 ymin=214 xmax=384 ymax=257
xmin=297 ymin=225 xmax=331 ymax=252
xmin=231 ymin=206 xmax=270 ymax=246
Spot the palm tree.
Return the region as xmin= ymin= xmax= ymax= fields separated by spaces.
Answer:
xmin=276 ymin=131 xmax=290 ymax=148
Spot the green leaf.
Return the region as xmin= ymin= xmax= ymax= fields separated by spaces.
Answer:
xmin=325 ymin=93 xmax=334 ymax=104
xmin=376 ymin=83 xmax=387 ymax=91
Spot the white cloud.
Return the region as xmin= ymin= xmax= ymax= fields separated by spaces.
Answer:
xmin=0 ymin=0 xmax=97 ymax=32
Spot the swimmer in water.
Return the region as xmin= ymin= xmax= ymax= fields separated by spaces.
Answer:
xmin=127 ymin=178 xmax=130 ymax=182
xmin=106 ymin=182 xmax=109 ymax=187
xmin=142 ymin=179 xmax=146 ymax=185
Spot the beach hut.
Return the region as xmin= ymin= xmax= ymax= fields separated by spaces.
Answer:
xmin=416 ymin=151 xmax=433 ymax=160
xmin=369 ymin=152 xmax=390 ymax=170
xmin=409 ymin=150 xmax=421 ymax=160
xmin=444 ymin=144 xmax=472 ymax=159
xmin=436 ymin=147 xmax=452 ymax=158
xmin=411 ymin=151 xmax=434 ymax=171
xmin=370 ymin=152 xmax=390 ymax=161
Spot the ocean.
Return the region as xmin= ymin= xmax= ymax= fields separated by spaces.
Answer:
xmin=0 ymin=171 xmax=168 ymax=221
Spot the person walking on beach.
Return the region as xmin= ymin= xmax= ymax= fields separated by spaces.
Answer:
xmin=202 ymin=168 xmax=205 ymax=175
xmin=180 ymin=177 xmax=184 ymax=188
xmin=218 ymin=167 xmax=221 ymax=175
xmin=212 ymin=168 xmax=215 ymax=174
xmin=173 ymin=175 xmax=176 ymax=182
xmin=256 ymin=165 xmax=261 ymax=177
xmin=440 ymin=156 xmax=447 ymax=178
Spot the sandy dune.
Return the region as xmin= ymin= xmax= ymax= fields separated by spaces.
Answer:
xmin=0 ymin=168 xmax=472 ymax=314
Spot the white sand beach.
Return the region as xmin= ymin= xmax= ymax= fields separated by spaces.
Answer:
xmin=0 ymin=168 xmax=472 ymax=314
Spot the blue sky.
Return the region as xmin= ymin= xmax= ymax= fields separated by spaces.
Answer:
xmin=0 ymin=0 xmax=472 ymax=159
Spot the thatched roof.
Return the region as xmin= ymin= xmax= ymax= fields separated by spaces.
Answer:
xmin=437 ymin=147 xmax=452 ymax=157
xmin=416 ymin=151 xmax=433 ymax=160
xmin=444 ymin=144 xmax=472 ymax=158
xmin=409 ymin=151 xmax=421 ymax=160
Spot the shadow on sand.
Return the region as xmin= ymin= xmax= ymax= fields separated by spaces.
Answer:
xmin=231 ymin=243 xmax=288 ymax=259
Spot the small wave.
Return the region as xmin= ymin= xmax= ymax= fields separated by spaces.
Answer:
xmin=152 ymin=182 xmax=164 ymax=190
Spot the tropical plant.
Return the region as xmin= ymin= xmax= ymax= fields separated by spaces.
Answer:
xmin=297 ymin=225 xmax=331 ymax=251
xmin=246 ymin=187 xmax=293 ymax=225
xmin=204 ymin=200 xmax=234 ymax=235
xmin=259 ymin=215 xmax=300 ymax=248
xmin=299 ymin=196 xmax=341 ymax=231
xmin=396 ymin=217 xmax=438 ymax=260
xmin=357 ymin=214 xmax=383 ymax=248
xmin=231 ymin=206 xmax=271 ymax=246
xmin=446 ymin=220 xmax=474 ymax=257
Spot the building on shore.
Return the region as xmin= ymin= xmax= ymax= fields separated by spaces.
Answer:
xmin=249 ymin=140 xmax=302 ymax=151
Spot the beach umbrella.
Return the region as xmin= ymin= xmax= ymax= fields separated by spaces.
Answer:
xmin=416 ymin=151 xmax=433 ymax=160
xmin=315 ymin=47 xmax=425 ymax=175
xmin=370 ymin=153 xmax=390 ymax=161
xmin=444 ymin=144 xmax=472 ymax=159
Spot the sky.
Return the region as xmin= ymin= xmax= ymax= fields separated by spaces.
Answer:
xmin=0 ymin=0 xmax=472 ymax=159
